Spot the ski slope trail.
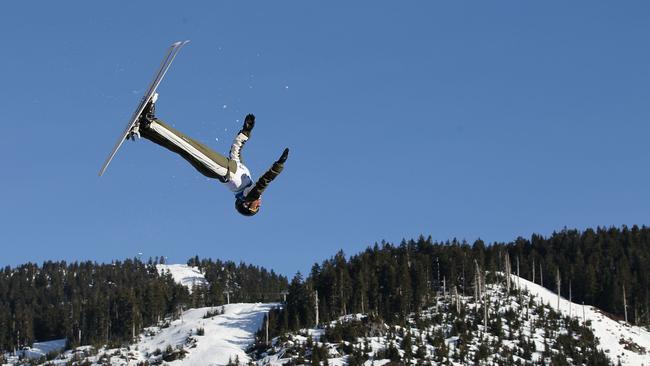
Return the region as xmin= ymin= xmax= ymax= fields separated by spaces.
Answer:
xmin=512 ymin=274 xmax=650 ymax=365
xmin=138 ymin=303 xmax=275 ymax=366
xmin=157 ymin=264 xmax=208 ymax=292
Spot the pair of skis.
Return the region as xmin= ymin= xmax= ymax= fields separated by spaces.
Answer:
xmin=98 ymin=40 xmax=190 ymax=177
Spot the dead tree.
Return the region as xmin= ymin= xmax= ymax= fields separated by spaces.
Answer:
xmin=314 ymin=290 xmax=319 ymax=325
xmin=504 ymin=252 xmax=512 ymax=293
xmin=516 ymin=256 xmax=520 ymax=289
xmin=532 ymin=258 xmax=536 ymax=284
xmin=484 ymin=270 xmax=488 ymax=331
xmin=556 ymin=268 xmax=561 ymax=311
xmin=474 ymin=259 xmax=481 ymax=301
xmin=569 ymin=280 xmax=572 ymax=317
xmin=623 ymin=284 xmax=628 ymax=323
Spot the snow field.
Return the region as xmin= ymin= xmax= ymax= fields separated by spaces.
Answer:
xmin=513 ymin=274 xmax=650 ymax=366
xmin=136 ymin=303 xmax=277 ymax=366
xmin=157 ymin=264 xmax=208 ymax=292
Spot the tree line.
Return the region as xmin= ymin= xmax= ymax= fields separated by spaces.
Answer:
xmin=266 ymin=225 xmax=650 ymax=338
xmin=186 ymin=256 xmax=288 ymax=306
xmin=0 ymin=256 xmax=288 ymax=353
xmin=0 ymin=258 xmax=185 ymax=351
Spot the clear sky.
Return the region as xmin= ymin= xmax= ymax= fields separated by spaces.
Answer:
xmin=1 ymin=1 xmax=649 ymax=277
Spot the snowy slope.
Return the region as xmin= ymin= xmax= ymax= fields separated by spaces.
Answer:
xmin=256 ymin=275 xmax=649 ymax=366
xmin=136 ymin=303 xmax=276 ymax=365
xmin=512 ymin=274 xmax=650 ymax=366
xmin=16 ymin=303 xmax=275 ymax=366
xmin=157 ymin=264 xmax=208 ymax=292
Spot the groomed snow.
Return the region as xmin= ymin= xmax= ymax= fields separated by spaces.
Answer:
xmin=136 ymin=303 xmax=276 ymax=366
xmin=512 ymin=274 xmax=650 ymax=366
xmin=157 ymin=264 xmax=208 ymax=292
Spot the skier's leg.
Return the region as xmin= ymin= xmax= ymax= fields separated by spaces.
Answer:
xmin=140 ymin=119 xmax=237 ymax=182
xmin=229 ymin=114 xmax=255 ymax=163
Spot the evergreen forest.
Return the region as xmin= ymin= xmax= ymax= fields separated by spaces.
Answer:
xmin=1 ymin=225 xmax=648 ymax=356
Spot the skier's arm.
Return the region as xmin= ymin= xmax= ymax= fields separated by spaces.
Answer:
xmin=229 ymin=114 xmax=256 ymax=163
xmin=244 ymin=148 xmax=289 ymax=202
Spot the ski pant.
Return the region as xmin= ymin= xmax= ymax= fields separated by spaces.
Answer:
xmin=140 ymin=119 xmax=238 ymax=183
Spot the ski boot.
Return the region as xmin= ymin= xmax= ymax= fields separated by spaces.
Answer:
xmin=128 ymin=93 xmax=158 ymax=140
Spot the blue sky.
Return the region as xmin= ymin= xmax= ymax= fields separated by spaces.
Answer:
xmin=1 ymin=1 xmax=649 ymax=277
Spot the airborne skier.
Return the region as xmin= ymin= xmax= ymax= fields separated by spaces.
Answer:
xmin=128 ymin=94 xmax=289 ymax=216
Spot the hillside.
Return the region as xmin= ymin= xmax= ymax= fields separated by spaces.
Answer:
xmin=4 ymin=266 xmax=649 ymax=365
xmin=515 ymin=274 xmax=650 ymax=365
xmin=253 ymin=273 xmax=649 ymax=366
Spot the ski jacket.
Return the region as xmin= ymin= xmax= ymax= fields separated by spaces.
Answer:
xmin=227 ymin=162 xmax=254 ymax=198
xmin=227 ymin=131 xmax=285 ymax=202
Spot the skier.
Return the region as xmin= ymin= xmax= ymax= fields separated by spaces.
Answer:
xmin=128 ymin=94 xmax=289 ymax=216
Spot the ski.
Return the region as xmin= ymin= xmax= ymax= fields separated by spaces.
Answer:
xmin=98 ymin=40 xmax=190 ymax=176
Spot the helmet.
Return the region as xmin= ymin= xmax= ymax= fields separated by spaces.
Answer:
xmin=235 ymin=198 xmax=259 ymax=216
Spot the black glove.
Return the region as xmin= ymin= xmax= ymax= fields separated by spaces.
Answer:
xmin=278 ymin=148 xmax=289 ymax=164
xmin=243 ymin=114 xmax=255 ymax=132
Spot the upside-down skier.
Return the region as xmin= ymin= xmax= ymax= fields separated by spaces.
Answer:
xmin=128 ymin=94 xmax=288 ymax=216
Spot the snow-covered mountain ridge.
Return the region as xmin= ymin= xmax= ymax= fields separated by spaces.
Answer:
xmin=4 ymin=266 xmax=648 ymax=366
xmin=514 ymin=274 xmax=650 ymax=366
xmin=253 ymin=273 xmax=650 ymax=366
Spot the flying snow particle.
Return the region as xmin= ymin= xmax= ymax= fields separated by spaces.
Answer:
xmin=215 ymin=137 xmax=219 ymax=142
xmin=222 ymin=104 xmax=227 ymax=109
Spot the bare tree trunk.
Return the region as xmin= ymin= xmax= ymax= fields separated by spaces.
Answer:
xmin=569 ymin=280 xmax=572 ymax=318
xmin=505 ymin=253 xmax=511 ymax=293
xmin=556 ymin=268 xmax=561 ymax=311
xmin=532 ymin=258 xmax=536 ymax=284
xmin=314 ymin=290 xmax=319 ymax=326
xmin=516 ymin=256 xmax=520 ymax=289
xmin=484 ymin=271 xmax=488 ymax=332
xmin=474 ymin=274 xmax=479 ymax=301
xmin=623 ymin=284 xmax=628 ymax=323
xmin=453 ymin=286 xmax=461 ymax=313
xmin=474 ymin=260 xmax=481 ymax=302
xmin=462 ymin=254 xmax=466 ymax=296
xmin=473 ymin=259 xmax=488 ymax=333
